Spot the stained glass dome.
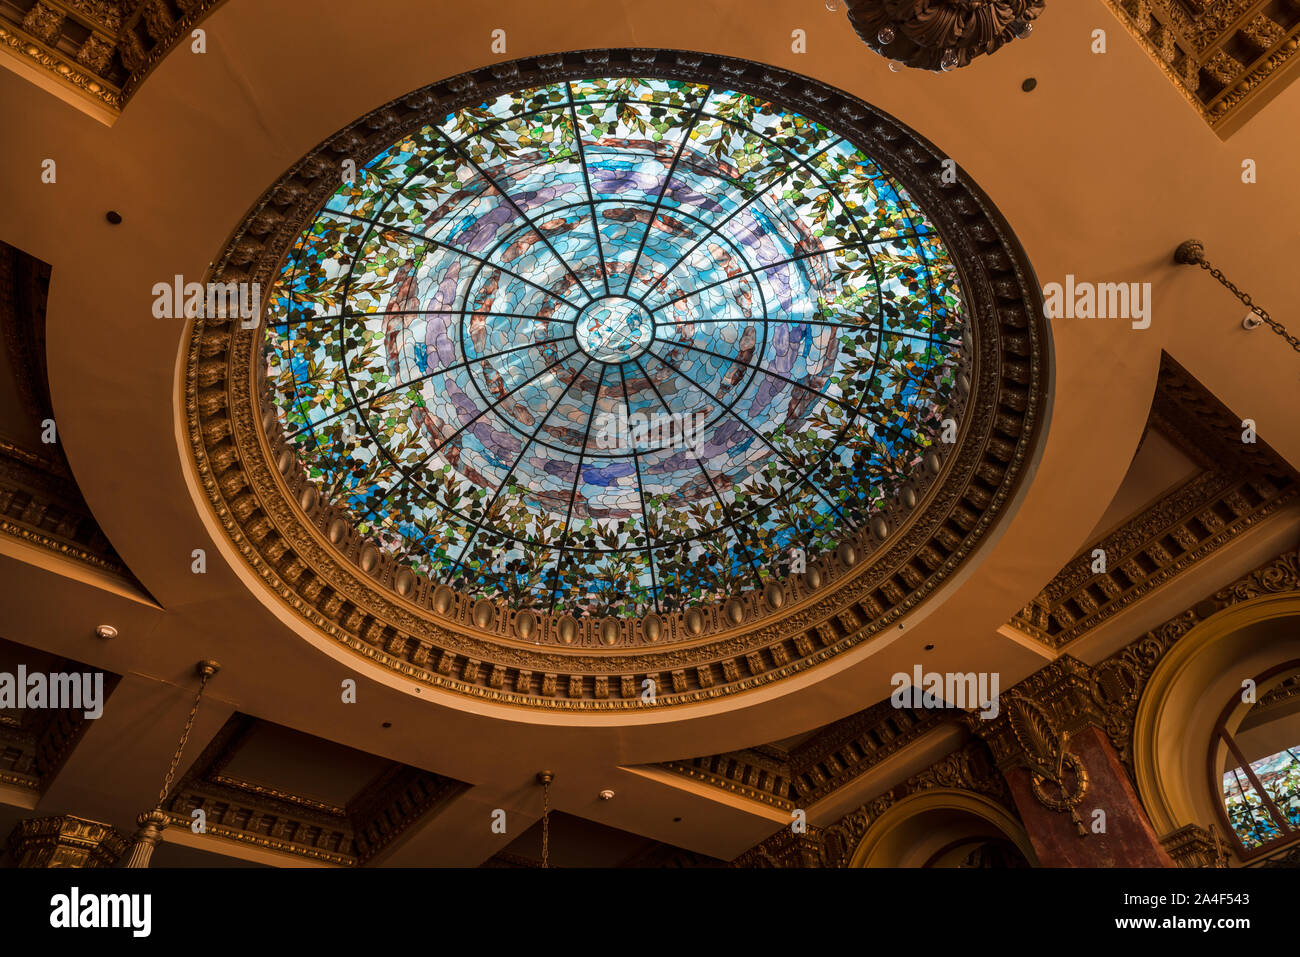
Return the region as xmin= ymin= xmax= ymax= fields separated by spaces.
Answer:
xmin=264 ymin=76 xmax=967 ymax=618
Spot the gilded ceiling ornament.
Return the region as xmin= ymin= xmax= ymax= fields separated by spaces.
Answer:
xmin=1005 ymin=693 xmax=1089 ymax=834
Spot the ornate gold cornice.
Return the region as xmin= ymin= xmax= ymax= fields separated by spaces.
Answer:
xmin=734 ymin=741 xmax=1010 ymax=867
xmin=731 ymin=827 xmax=825 ymax=868
xmin=971 ymin=656 xmax=1103 ymax=766
xmin=4 ymin=814 xmax=127 ymax=867
xmin=1160 ymin=822 xmax=1230 ymax=868
xmin=996 ymin=546 xmax=1300 ymax=787
xmin=162 ymin=714 xmax=465 ymax=866
xmin=0 ymin=436 xmax=135 ymax=577
xmin=183 ymin=49 xmax=1050 ymax=712
xmin=0 ymin=663 xmax=114 ymax=796
xmin=0 ymin=0 xmax=227 ymax=117
xmin=733 ymin=546 xmax=1300 ymax=866
xmin=1092 ymin=546 xmax=1300 ymax=776
xmin=1103 ymin=0 xmax=1300 ymax=135
xmin=1011 ymin=354 xmax=1297 ymax=649
xmin=659 ymin=698 xmax=943 ymax=809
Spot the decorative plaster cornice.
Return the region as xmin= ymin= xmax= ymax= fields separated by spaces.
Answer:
xmin=1011 ymin=353 xmax=1297 ymax=649
xmin=4 ymin=814 xmax=127 ymax=868
xmin=1159 ymin=822 xmax=1230 ymax=868
xmin=1102 ymin=0 xmax=1300 ymax=135
xmin=734 ymin=741 xmax=1010 ymax=867
xmin=1091 ymin=545 xmax=1300 ymax=776
xmin=0 ymin=667 xmax=113 ymax=796
xmin=996 ymin=546 xmax=1300 ymax=791
xmin=658 ymin=698 xmax=943 ymax=809
xmin=0 ymin=0 xmax=227 ymax=116
xmin=162 ymin=714 xmax=465 ymax=866
xmin=731 ymin=544 xmax=1300 ymax=866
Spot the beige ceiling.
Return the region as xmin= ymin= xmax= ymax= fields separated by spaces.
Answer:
xmin=0 ymin=0 xmax=1297 ymax=863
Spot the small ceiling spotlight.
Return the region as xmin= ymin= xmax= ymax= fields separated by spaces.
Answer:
xmin=598 ymin=789 xmax=615 ymax=801
xmin=94 ymin=624 xmax=118 ymax=640
xmin=105 ymin=210 xmax=122 ymax=225
xmin=1243 ymin=311 xmax=1265 ymax=330
xmin=1022 ymin=77 xmax=1038 ymax=92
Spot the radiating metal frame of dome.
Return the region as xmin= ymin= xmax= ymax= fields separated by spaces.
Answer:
xmin=184 ymin=49 xmax=1050 ymax=712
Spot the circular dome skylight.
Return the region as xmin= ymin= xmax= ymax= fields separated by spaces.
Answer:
xmin=187 ymin=50 xmax=1047 ymax=711
xmin=264 ymin=76 xmax=966 ymax=617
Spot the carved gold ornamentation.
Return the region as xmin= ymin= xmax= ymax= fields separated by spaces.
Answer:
xmin=1102 ymin=0 xmax=1300 ymax=134
xmin=163 ymin=715 xmax=465 ymax=866
xmin=1097 ymin=547 xmax=1300 ymax=776
xmin=739 ymin=545 xmax=1300 ymax=866
xmin=0 ymin=0 xmax=226 ymax=116
xmin=1160 ymin=823 xmax=1231 ymax=868
xmin=1004 ymin=693 xmax=1088 ymax=833
xmin=735 ymin=742 xmax=1010 ymax=867
xmin=4 ymin=815 xmax=126 ymax=868
xmin=0 ymin=664 xmax=115 ymax=794
xmin=660 ymin=699 xmax=941 ymax=808
xmin=967 ymin=658 xmax=1099 ymax=831
xmin=1011 ymin=354 xmax=1296 ymax=649
xmin=182 ymin=49 xmax=1050 ymax=712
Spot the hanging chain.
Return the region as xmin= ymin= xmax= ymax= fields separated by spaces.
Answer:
xmin=540 ymin=773 xmax=551 ymax=869
xmin=1183 ymin=245 xmax=1300 ymax=354
xmin=156 ymin=664 xmax=215 ymax=808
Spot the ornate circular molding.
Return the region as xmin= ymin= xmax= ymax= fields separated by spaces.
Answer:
xmin=183 ymin=49 xmax=1049 ymax=712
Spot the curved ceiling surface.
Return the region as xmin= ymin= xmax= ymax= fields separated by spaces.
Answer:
xmin=264 ymin=75 xmax=967 ymax=618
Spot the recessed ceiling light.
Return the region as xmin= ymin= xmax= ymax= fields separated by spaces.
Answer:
xmin=105 ymin=210 xmax=122 ymax=224
xmin=924 ymin=643 xmax=935 ymax=651
xmin=1021 ymin=77 xmax=1038 ymax=92
xmin=381 ymin=721 xmax=392 ymax=728
xmin=598 ymin=789 xmax=615 ymax=801
xmin=94 ymin=624 xmax=118 ymax=640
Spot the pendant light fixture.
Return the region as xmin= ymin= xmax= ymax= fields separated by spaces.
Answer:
xmin=843 ymin=0 xmax=1044 ymax=72
xmin=123 ymin=659 xmax=220 ymax=868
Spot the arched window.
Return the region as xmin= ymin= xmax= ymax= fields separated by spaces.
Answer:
xmin=1211 ymin=661 xmax=1300 ymax=860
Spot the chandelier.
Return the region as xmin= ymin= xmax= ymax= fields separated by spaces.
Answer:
xmin=843 ymin=0 xmax=1045 ymax=71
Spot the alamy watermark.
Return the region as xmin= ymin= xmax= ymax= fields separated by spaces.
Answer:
xmin=890 ymin=665 xmax=1000 ymax=719
xmin=0 ymin=667 xmax=104 ymax=719
xmin=152 ymin=275 xmax=261 ymax=328
xmin=1042 ymin=275 xmax=1151 ymax=329
xmin=50 ymin=887 xmax=150 ymax=937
